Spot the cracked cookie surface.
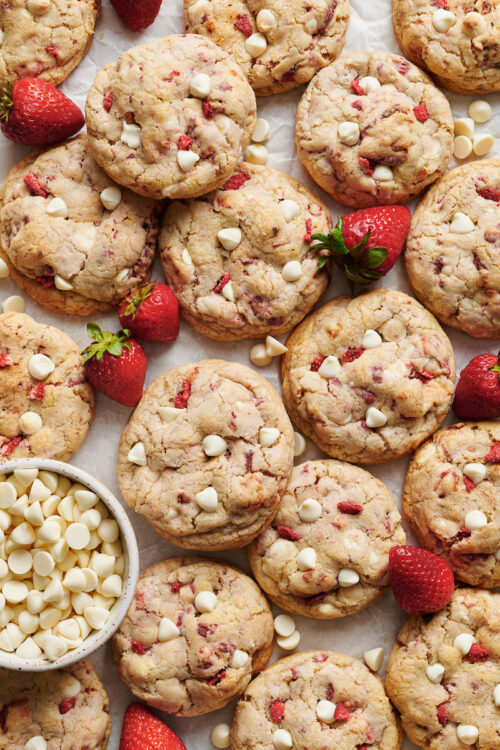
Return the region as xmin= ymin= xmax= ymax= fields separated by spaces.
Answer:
xmin=295 ymin=50 xmax=453 ymax=208
xmin=280 ymin=289 xmax=456 ymax=465
xmin=159 ymin=162 xmax=331 ymax=341
xmin=393 ymin=0 xmax=500 ymax=95
xmin=248 ymin=459 xmax=405 ymax=618
xmin=0 ymin=0 xmax=100 ymax=89
xmin=386 ymin=589 xmax=500 ymax=750
xmin=403 ymin=422 xmax=500 ymax=588
xmin=0 ymin=658 xmax=111 ymax=749
xmin=0 ymin=312 xmax=94 ymax=463
xmin=113 ymin=557 xmax=274 ymax=717
xmin=231 ymin=650 xmax=402 ymax=749
xmin=405 ymin=159 xmax=500 ymax=338
xmin=85 ymin=34 xmax=257 ymax=201
xmin=0 ymin=136 xmax=160 ymax=316
xmin=117 ymin=359 xmax=294 ymax=550
xmin=184 ymin=0 xmax=349 ymax=96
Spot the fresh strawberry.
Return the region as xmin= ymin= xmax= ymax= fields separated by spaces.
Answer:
xmin=82 ymin=324 xmax=147 ymax=407
xmin=110 ymin=0 xmax=162 ymax=31
xmin=388 ymin=545 xmax=455 ymax=617
xmin=120 ymin=702 xmax=186 ymax=750
xmin=0 ymin=78 xmax=84 ymax=146
xmin=311 ymin=206 xmax=411 ymax=293
xmin=453 ymin=352 xmax=500 ymax=420
xmin=118 ymin=281 xmax=179 ymax=343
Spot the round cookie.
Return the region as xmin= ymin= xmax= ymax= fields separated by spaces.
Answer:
xmin=159 ymin=162 xmax=332 ymax=341
xmin=231 ymin=650 xmax=402 ymax=749
xmin=0 ymin=312 xmax=94 ymax=463
xmin=184 ymin=0 xmax=350 ymax=96
xmin=405 ymin=159 xmax=500 ymax=339
xmin=113 ymin=557 xmax=274 ymax=717
xmin=0 ymin=136 xmax=160 ymax=317
xmin=248 ymin=459 xmax=406 ymax=618
xmin=0 ymin=0 xmax=100 ymax=89
xmin=85 ymin=34 xmax=257 ymax=201
xmin=386 ymin=588 xmax=500 ymax=750
xmin=117 ymin=359 xmax=294 ymax=550
xmin=393 ymin=0 xmax=500 ymax=95
xmin=403 ymin=422 xmax=500 ymax=588
xmin=295 ymin=50 xmax=453 ymax=208
xmin=280 ymin=289 xmax=456 ymax=465
xmin=0 ymin=658 xmax=111 ymax=749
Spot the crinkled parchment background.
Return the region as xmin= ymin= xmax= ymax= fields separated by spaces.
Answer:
xmin=1 ymin=1 xmax=500 ymax=747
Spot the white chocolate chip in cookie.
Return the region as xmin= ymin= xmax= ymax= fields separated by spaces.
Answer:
xmin=181 ymin=248 xmax=194 ymax=266
xmin=28 ymin=353 xmax=55 ymax=380
xmin=19 ymin=412 xmax=43 ymax=435
xmin=338 ymin=568 xmax=359 ymax=587
xmin=244 ymin=144 xmax=267 ymax=165
xmin=426 ymin=663 xmax=445 ymax=683
xmin=454 ymin=135 xmax=473 ymax=160
xmin=282 ymin=261 xmax=302 ymax=282
xmin=190 ymin=73 xmax=211 ymax=98
xmin=202 ymin=435 xmax=228 ymax=456
xmin=221 ymin=281 xmax=234 ymax=302
xmin=217 ymin=227 xmax=241 ymax=251
xmin=194 ymin=590 xmax=217 ymax=613
xmin=432 ymin=9 xmax=455 ymax=32
xmin=298 ymin=498 xmax=322 ymax=523
xmin=100 ymin=186 xmax=122 ymax=210
xmin=362 ymin=329 xmax=382 ymax=348
xmin=249 ymin=343 xmax=272 ymax=367
xmin=358 ymin=76 xmax=380 ymax=93
xmin=266 ymin=336 xmax=287 ymax=357
xmin=121 ymin=122 xmax=142 ymax=148
xmin=273 ymin=729 xmax=293 ymax=750
xmin=252 ymin=118 xmax=270 ymax=142
xmin=195 ymin=486 xmax=218 ymax=512
xmin=473 ymin=134 xmax=494 ymax=157
xmin=468 ymin=100 xmax=492 ymax=124
xmin=372 ymin=165 xmax=393 ymax=181
xmin=463 ymin=463 xmax=486 ymax=484
xmin=0 ymin=30 xmax=4 ymax=46
xmin=305 ymin=17 xmax=317 ymax=34
xmin=450 ymin=212 xmax=474 ymax=233
xmin=127 ymin=442 xmax=147 ymax=466
xmin=158 ymin=406 xmax=184 ymax=423
xmin=45 ymin=197 xmax=67 ymax=218
xmin=177 ymin=150 xmax=200 ymax=171
xmin=296 ymin=547 xmax=316 ymax=570
xmin=494 ymin=684 xmax=500 ymax=707
xmin=256 ymin=9 xmax=276 ymax=32
xmin=454 ymin=118 xmax=475 ymax=139
xmin=364 ymin=647 xmax=384 ymax=672
xmin=456 ymin=725 xmax=479 ymax=745
xmin=316 ymin=700 xmax=336 ymax=723
xmin=54 ymin=275 xmax=73 ymax=291
xmin=279 ymin=200 xmax=301 ymax=221
xmin=230 ymin=649 xmax=249 ymax=668
xmin=454 ymin=633 xmax=476 ymax=655
xmin=463 ymin=11 xmax=487 ymax=37
xmin=338 ymin=122 xmax=360 ymax=146
xmin=465 ymin=510 xmax=487 ymax=530
xmin=245 ymin=33 xmax=267 ymax=58
xmin=158 ymin=617 xmax=180 ymax=641
xmin=365 ymin=407 xmax=387 ymax=428
xmin=318 ymin=355 xmax=340 ymax=379
xmin=24 ymin=737 xmax=47 ymax=750
xmin=259 ymin=427 xmax=280 ymax=446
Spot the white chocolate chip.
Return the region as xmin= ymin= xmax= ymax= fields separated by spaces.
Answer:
xmin=282 ymin=260 xmax=302 ymax=282
xmin=158 ymin=406 xmax=184 ymax=423
xmin=54 ymin=275 xmax=73 ymax=291
xmin=463 ymin=463 xmax=486 ymax=483
xmin=454 ymin=633 xmax=476 ymax=655
xmin=432 ymin=8 xmax=456 ymax=32
xmin=11 ymin=522 xmax=35 ymax=546
xmin=3 ymin=580 xmax=28 ymax=603
xmin=259 ymin=427 xmax=280 ymax=447
xmin=358 ymin=76 xmax=381 ymax=93
xmin=338 ymin=121 xmax=360 ymax=146
xmin=30 ymin=479 xmax=51 ymax=504
xmin=24 ymin=737 xmax=47 ymax=750
xmin=181 ymin=248 xmax=193 ymax=266
xmin=65 ymin=523 xmax=90 ymax=550
xmin=45 ymin=197 xmax=67 ymax=218
xmin=14 ymin=468 xmax=38 ymax=487
xmin=464 ymin=509 xmax=487 ymax=531
xmin=121 ymin=122 xmax=141 ymax=148
xmin=26 ymin=590 xmax=44 ymax=615
xmin=190 ymin=73 xmax=211 ymax=98
xmin=252 ymin=118 xmax=270 ymax=142
xmin=221 ymin=281 xmax=234 ymax=303
xmin=468 ymin=99 xmax=492 ymax=124
xmin=194 ymin=590 xmax=217 ymax=613
xmin=217 ymin=227 xmax=242 ymax=251
xmin=127 ymin=442 xmax=147 ymax=466
xmin=195 ymin=487 xmax=218 ymax=512
xmin=84 ymin=605 xmax=109 ymax=630
xmin=202 ymin=435 xmax=228 ymax=457
xmin=293 ymin=432 xmax=306 ymax=457
xmin=90 ymin=552 xmax=115 ymax=578
xmin=17 ymin=637 xmax=42 ymax=659
xmin=2 ymin=295 xmax=24 ymax=313
xmin=244 ymin=144 xmax=268 ymax=165
xmin=266 ymin=336 xmax=287 ymax=357
xmin=80 ymin=509 xmax=101 ymax=530
xmin=100 ymin=186 xmax=122 ymax=210
xmin=305 ymin=17 xmax=317 ymax=34
xmin=114 ymin=268 xmax=130 ymax=284
xmin=456 ymin=725 xmax=479 ymax=745
xmin=33 ymin=551 xmax=55 ymax=576
xmin=177 ymin=150 xmax=200 ymax=171
xmin=99 ymin=574 xmax=122 ymax=598
xmin=363 ymin=647 xmax=384 ymax=671
xmin=158 ymin=617 xmax=180 ymax=641
xmin=19 ymin=412 xmax=43 ymax=435
xmin=372 ymin=165 xmax=393 ymax=181
xmin=454 ymin=135 xmax=473 ymax=160
xmin=277 ymin=630 xmax=300 ymax=650
xmin=60 ymin=674 xmax=81 ymax=699
xmin=362 ymin=330 xmax=382 ymax=348
xmin=8 ymin=550 xmax=32 ymax=575
xmin=274 ymin=613 xmax=296 ymax=637
xmin=279 ymin=200 xmax=301 ymax=221
xmin=210 ymin=723 xmax=231 ymax=749
xmin=493 ymin=684 xmax=500 ymax=707
xmin=272 ymin=729 xmax=293 ymax=750
xmin=338 ymin=568 xmax=359 ymax=587
xmin=63 ymin=568 xmax=87 ymax=592
xmin=365 ymin=406 xmax=387 ymax=428
xmin=256 ymin=8 xmax=276 ymax=31
xmin=231 ymin=649 xmax=249 ymax=668
xmin=24 ymin=502 xmax=44 ymax=527
xmin=316 ymin=700 xmax=336 ymax=723
xmin=0 ymin=483 xmax=16 ymax=509
xmin=245 ymin=32 xmax=267 ymax=57
xmin=98 ymin=519 xmax=119 ymax=543
xmin=74 ymin=489 xmax=99 ymax=511
xmin=473 ymin=133 xmax=494 ymax=157
xmin=426 ymin=663 xmax=445 ymax=683
xmin=0 ymin=259 xmax=8 ymax=278
xmin=249 ymin=343 xmax=272 ymax=367
xmin=454 ymin=118 xmax=475 ymax=139
xmin=296 ymin=547 xmax=316 ymax=570
xmin=28 ymin=354 xmax=55 ymax=380
xmin=298 ymin=498 xmax=322 ymax=523
xmin=37 ymin=520 xmax=61 ymax=543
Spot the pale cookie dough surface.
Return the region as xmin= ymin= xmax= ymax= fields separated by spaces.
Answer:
xmin=117 ymin=359 xmax=294 ymax=550
xmin=85 ymin=34 xmax=257 ymax=201
xmin=386 ymin=589 xmax=500 ymax=750
xmin=113 ymin=557 xmax=274 ymax=717
xmin=231 ymin=650 xmax=402 ymax=750
xmin=0 ymin=0 xmax=100 ymax=89
xmin=0 ymin=312 xmax=94 ymax=463
xmin=405 ymin=159 xmax=500 ymax=338
xmin=184 ymin=0 xmax=350 ymax=96
xmin=248 ymin=459 xmax=406 ymax=618
xmin=280 ymin=289 xmax=456 ymax=465
xmin=393 ymin=0 xmax=500 ymax=95
xmin=403 ymin=422 xmax=500 ymax=588
xmin=160 ymin=162 xmax=331 ymax=342
xmin=0 ymin=659 xmax=111 ymax=750
xmin=295 ymin=50 xmax=453 ymax=208
xmin=0 ymin=136 xmax=160 ymax=317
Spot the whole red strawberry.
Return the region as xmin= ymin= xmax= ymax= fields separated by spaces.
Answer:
xmin=82 ymin=324 xmax=147 ymax=407
xmin=453 ymin=352 xmax=500 ymax=420
xmin=0 ymin=78 xmax=84 ymax=146
xmin=389 ymin=545 xmax=455 ymax=617
xmin=120 ymin=702 xmax=186 ymax=750
xmin=118 ymin=281 xmax=179 ymax=343
xmin=312 ymin=206 xmax=411 ymax=293
xmin=110 ymin=0 xmax=162 ymax=31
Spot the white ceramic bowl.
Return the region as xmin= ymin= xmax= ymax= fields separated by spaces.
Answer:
xmin=0 ymin=457 xmax=139 ymax=671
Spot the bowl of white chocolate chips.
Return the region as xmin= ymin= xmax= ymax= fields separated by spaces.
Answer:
xmin=0 ymin=458 xmax=139 ymax=670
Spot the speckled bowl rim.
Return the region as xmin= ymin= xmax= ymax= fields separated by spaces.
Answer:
xmin=0 ymin=457 xmax=139 ymax=671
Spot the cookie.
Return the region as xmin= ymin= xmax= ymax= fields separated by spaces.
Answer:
xmin=159 ymin=162 xmax=332 ymax=342
xmin=0 ymin=0 xmax=100 ymax=89
xmin=405 ymin=159 xmax=500 ymax=339
xmin=295 ymin=50 xmax=454 ymax=208
xmin=113 ymin=557 xmax=274 ymax=717
xmin=386 ymin=588 xmax=500 ymax=750
xmin=231 ymin=650 xmax=402 ymax=749
xmin=184 ymin=0 xmax=349 ymax=96
xmin=0 ymin=312 xmax=94 ymax=463
xmin=248 ymin=459 xmax=406 ymax=619
xmin=280 ymin=289 xmax=456 ymax=465
xmin=86 ymin=34 xmax=256 ymax=201
xmin=393 ymin=0 xmax=500 ymax=95
xmin=0 ymin=658 xmax=111 ymax=749
xmin=117 ymin=359 xmax=294 ymax=550
xmin=403 ymin=422 xmax=500 ymax=588
xmin=0 ymin=136 xmax=160 ymax=317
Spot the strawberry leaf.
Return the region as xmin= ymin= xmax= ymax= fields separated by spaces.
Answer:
xmin=365 ymin=247 xmax=388 ymax=268
xmin=82 ymin=324 xmax=132 ymax=364
xmin=0 ymin=82 xmax=13 ymax=123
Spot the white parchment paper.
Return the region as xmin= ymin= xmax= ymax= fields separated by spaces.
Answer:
xmin=1 ymin=1 xmax=500 ymax=747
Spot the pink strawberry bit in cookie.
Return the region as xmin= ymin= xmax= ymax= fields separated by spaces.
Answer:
xmin=35 ymin=275 xmax=55 ymax=288
xmin=310 ymin=356 xmax=325 ymax=371
xmin=213 ymin=273 xmax=231 ymax=294
xmin=437 ymin=702 xmax=448 ymax=727
xmin=24 ymin=173 xmax=48 ymax=197
xmin=334 ymin=703 xmax=351 ymax=721
xmin=478 ymin=188 xmax=500 ymax=202
xmin=202 ymin=101 xmax=215 ymax=119
xmin=485 ymin=443 xmax=500 ymax=463
xmin=131 ymin=641 xmax=146 ymax=654
xmin=359 ymin=157 xmax=375 ymax=176
xmin=178 ymin=135 xmax=193 ymax=151
xmin=0 ymin=437 xmax=21 ymax=456
xmin=465 ymin=644 xmax=489 ymax=662
xmin=46 ymin=46 xmax=59 ymax=57
xmin=277 ymin=525 xmax=301 ymax=541
xmin=304 ymin=218 xmax=313 ymax=242
xmin=340 ymin=347 xmax=364 ymax=363
xmin=313 ymin=654 xmax=328 ymax=663
xmin=413 ymin=105 xmax=429 ymax=123
xmin=463 ymin=475 xmax=475 ymax=493
xmin=165 ymin=70 xmax=181 ymax=82
xmin=451 ymin=527 xmax=472 ymax=543
xmin=174 ymin=380 xmax=191 ymax=409
xmin=233 ymin=14 xmax=253 ymax=36
xmin=103 ymin=91 xmax=113 ymax=112
xmin=351 ymin=80 xmax=366 ymax=96
xmin=270 ymin=700 xmax=285 ymax=723
xmin=28 ymin=384 xmax=45 ymax=400
xmin=0 ymin=353 xmax=13 ymax=367
xmin=223 ymin=173 xmax=251 ymax=190
xmin=59 ymin=697 xmax=76 ymax=714
xmin=337 ymin=501 xmax=362 ymax=515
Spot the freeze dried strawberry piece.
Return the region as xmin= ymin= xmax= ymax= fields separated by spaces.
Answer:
xmin=0 ymin=437 xmax=21 ymax=456
xmin=431 ymin=0 xmax=447 ymax=7
xmin=59 ymin=697 xmax=76 ymax=714
xmin=46 ymin=46 xmax=59 ymax=56
xmin=0 ymin=353 xmax=13 ymax=367
xmin=103 ymin=91 xmax=113 ymax=111
xmin=166 ymin=70 xmax=181 ymax=82
xmin=352 ymin=100 xmax=363 ymax=110
xmin=479 ymin=188 xmax=500 ymax=202
xmin=304 ymin=218 xmax=313 ymax=242
xmin=310 ymin=356 xmax=325 ymax=371
xmin=213 ymin=272 xmax=231 ymax=293
xmin=202 ymin=101 xmax=215 ymax=119
xmin=413 ymin=105 xmax=429 ymax=122
xmin=29 ymin=384 xmax=45 ymax=401
xmin=437 ymin=702 xmax=448 ymax=727
xmin=35 ymin=275 xmax=55 ymax=288
xmin=485 ymin=443 xmax=500 ymax=463
xmin=234 ymin=14 xmax=253 ymax=36
xmin=177 ymin=493 xmax=190 ymax=504
xmin=313 ymin=654 xmax=328 ymax=663
xmin=334 ymin=703 xmax=351 ymax=721
xmin=304 ymin=592 xmax=327 ymax=605
xmin=24 ymin=173 xmax=48 ymax=197
xmin=174 ymin=380 xmax=191 ymax=409
xmin=207 ymin=670 xmax=226 ymax=686
xmin=223 ymin=173 xmax=251 ymax=190
xmin=463 ymin=475 xmax=475 ymax=493
xmin=337 ymin=501 xmax=362 ymax=515
xmin=178 ymin=135 xmax=193 ymax=151
xmin=359 ymin=157 xmax=375 ymax=175
xmin=340 ymin=347 xmax=364 ymax=363
xmin=170 ymin=581 xmax=182 ymax=593
xmin=277 ymin=525 xmax=301 ymax=541
xmin=270 ymin=700 xmax=285 ymax=723
xmin=351 ymin=80 xmax=366 ymax=96
xmin=131 ymin=641 xmax=146 ymax=654
xmin=410 ymin=367 xmax=434 ymax=382
xmin=466 ymin=644 xmax=489 ymax=662
xmin=452 ymin=527 xmax=472 ymax=542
